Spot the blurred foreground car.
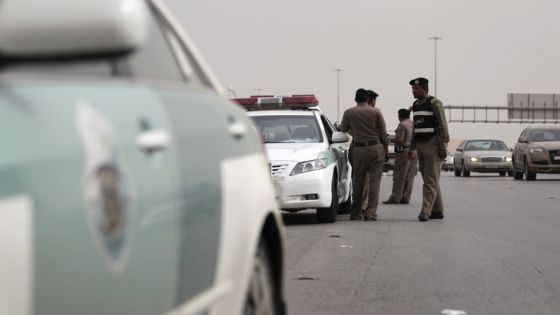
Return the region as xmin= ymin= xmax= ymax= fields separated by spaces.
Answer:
xmin=233 ymin=95 xmax=352 ymax=223
xmin=453 ymin=139 xmax=513 ymax=177
xmin=0 ymin=0 xmax=285 ymax=314
xmin=512 ymin=126 xmax=560 ymax=181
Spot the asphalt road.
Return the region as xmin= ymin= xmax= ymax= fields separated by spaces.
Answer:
xmin=282 ymin=172 xmax=560 ymax=315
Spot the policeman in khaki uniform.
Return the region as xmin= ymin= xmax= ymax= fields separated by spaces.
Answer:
xmin=407 ymin=77 xmax=450 ymax=222
xmin=339 ymin=88 xmax=388 ymax=221
xmin=383 ymin=108 xmax=417 ymax=205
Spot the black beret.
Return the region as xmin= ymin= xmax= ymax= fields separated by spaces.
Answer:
xmin=409 ymin=77 xmax=429 ymax=86
xmin=355 ymin=88 xmax=368 ymax=103
xmin=366 ymin=90 xmax=379 ymax=99
xmin=398 ymin=108 xmax=410 ymax=118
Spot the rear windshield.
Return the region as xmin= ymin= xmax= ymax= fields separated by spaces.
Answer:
xmin=465 ymin=140 xmax=508 ymax=151
xmin=251 ymin=115 xmax=323 ymax=143
xmin=529 ymin=129 xmax=560 ymax=142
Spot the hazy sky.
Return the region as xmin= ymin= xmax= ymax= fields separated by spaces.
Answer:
xmin=165 ymin=0 xmax=560 ymax=147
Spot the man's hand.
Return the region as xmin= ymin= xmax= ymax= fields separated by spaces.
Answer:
xmin=408 ymin=150 xmax=416 ymax=161
xmin=438 ymin=146 xmax=447 ymax=161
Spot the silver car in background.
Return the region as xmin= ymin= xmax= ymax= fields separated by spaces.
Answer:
xmin=454 ymin=139 xmax=513 ymax=177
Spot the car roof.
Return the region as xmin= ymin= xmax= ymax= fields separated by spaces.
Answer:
xmin=465 ymin=139 xmax=506 ymax=142
xmin=527 ymin=125 xmax=560 ymax=130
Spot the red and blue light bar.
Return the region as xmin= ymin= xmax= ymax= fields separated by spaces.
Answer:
xmin=231 ymin=94 xmax=319 ymax=110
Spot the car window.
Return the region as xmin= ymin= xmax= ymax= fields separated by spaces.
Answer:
xmin=320 ymin=115 xmax=335 ymax=141
xmin=126 ymin=8 xmax=184 ymax=82
xmin=155 ymin=11 xmax=213 ymax=87
xmin=529 ymin=129 xmax=560 ymax=142
xmin=251 ymin=115 xmax=323 ymax=143
xmin=465 ymin=140 xmax=508 ymax=151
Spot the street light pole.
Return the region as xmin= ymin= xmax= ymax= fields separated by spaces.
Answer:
xmin=333 ymin=68 xmax=343 ymax=122
xmin=428 ymin=36 xmax=443 ymax=98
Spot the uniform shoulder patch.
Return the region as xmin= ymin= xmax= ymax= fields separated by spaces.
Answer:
xmin=431 ymin=98 xmax=443 ymax=109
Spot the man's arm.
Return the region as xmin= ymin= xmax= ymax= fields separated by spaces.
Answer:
xmin=338 ymin=111 xmax=350 ymax=132
xmin=432 ymin=98 xmax=450 ymax=147
xmin=377 ymin=112 xmax=389 ymax=160
xmin=394 ymin=124 xmax=405 ymax=145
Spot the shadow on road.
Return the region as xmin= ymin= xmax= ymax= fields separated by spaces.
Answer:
xmin=282 ymin=211 xmax=318 ymax=226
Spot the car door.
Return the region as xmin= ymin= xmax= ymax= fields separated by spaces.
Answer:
xmin=0 ymin=81 xmax=184 ymax=315
xmin=146 ymin=4 xmax=265 ymax=310
xmin=320 ymin=114 xmax=350 ymax=200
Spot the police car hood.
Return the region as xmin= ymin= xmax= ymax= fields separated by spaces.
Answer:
xmin=264 ymin=143 xmax=326 ymax=162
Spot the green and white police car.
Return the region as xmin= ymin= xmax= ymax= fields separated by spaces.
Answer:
xmin=0 ymin=0 xmax=285 ymax=314
xmin=234 ymin=95 xmax=352 ymax=223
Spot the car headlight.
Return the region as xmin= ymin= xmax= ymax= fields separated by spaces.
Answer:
xmin=469 ymin=157 xmax=480 ymax=162
xmin=505 ymin=156 xmax=512 ymax=162
xmin=530 ymin=148 xmax=544 ymax=154
xmin=290 ymin=159 xmax=327 ymax=176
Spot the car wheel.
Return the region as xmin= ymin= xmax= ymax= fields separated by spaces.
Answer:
xmin=461 ymin=162 xmax=470 ymax=177
xmin=524 ymin=159 xmax=536 ymax=181
xmin=317 ymin=178 xmax=338 ymax=223
xmin=507 ymin=171 xmax=514 ymax=177
xmin=499 ymin=172 xmax=506 ymax=177
xmin=244 ymin=239 xmax=280 ymax=315
xmin=337 ymin=185 xmax=352 ymax=215
xmin=512 ymin=159 xmax=523 ymax=180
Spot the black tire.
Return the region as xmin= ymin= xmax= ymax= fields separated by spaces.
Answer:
xmin=317 ymin=178 xmax=338 ymax=223
xmin=499 ymin=172 xmax=506 ymax=177
xmin=337 ymin=193 xmax=352 ymax=214
xmin=524 ymin=159 xmax=536 ymax=181
xmin=508 ymin=171 xmax=514 ymax=177
xmin=512 ymin=159 xmax=523 ymax=180
xmin=461 ymin=162 xmax=470 ymax=177
xmin=244 ymin=239 xmax=282 ymax=315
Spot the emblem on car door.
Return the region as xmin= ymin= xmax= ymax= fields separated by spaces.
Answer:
xmin=76 ymin=102 xmax=135 ymax=274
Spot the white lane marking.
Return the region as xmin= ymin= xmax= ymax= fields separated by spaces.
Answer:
xmin=441 ymin=309 xmax=467 ymax=315
xmin=0 ymin=195 xmax=33 ymax=315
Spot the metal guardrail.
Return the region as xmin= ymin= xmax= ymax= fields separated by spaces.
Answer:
xmin=445 ymin=105 xmax=560 ymax=124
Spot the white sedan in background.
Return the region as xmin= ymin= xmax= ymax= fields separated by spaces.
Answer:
xmin=453 ymin=139 xmax=513 ymax=177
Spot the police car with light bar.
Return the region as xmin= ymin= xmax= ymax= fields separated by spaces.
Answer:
xmin=233 ymin=95 xmax=352 ymax=223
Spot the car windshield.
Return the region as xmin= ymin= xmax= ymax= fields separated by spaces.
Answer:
xmin=464 ymin=140 xmax=508 ymax=151
xmin=529 ymin=129 xmax=560 ymax=142
xmin=251 ymin=115 xmax=323 ymax=143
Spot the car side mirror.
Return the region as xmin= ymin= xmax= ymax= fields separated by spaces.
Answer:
xmin=509 ymin=148 xmax=514 ymax=152
xmin=331 ymin=132 xmax=350 ymax=143
xmin=517 ymin=136 xmax=528 ymax=143
xmin=456 ymin=148 xmax=463 ymax=152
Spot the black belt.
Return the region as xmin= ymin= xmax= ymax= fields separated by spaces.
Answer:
xmin=353 ymin=140 xmax=380 ymax=147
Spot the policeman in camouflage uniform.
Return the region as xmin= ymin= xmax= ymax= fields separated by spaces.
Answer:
xmin=383 ymin=108 xmax=417 ymax=205
xmin=340 ymin=88 xmax=388 ymax=221
xmin=407 ymin=78 xmax=450 ymax=222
